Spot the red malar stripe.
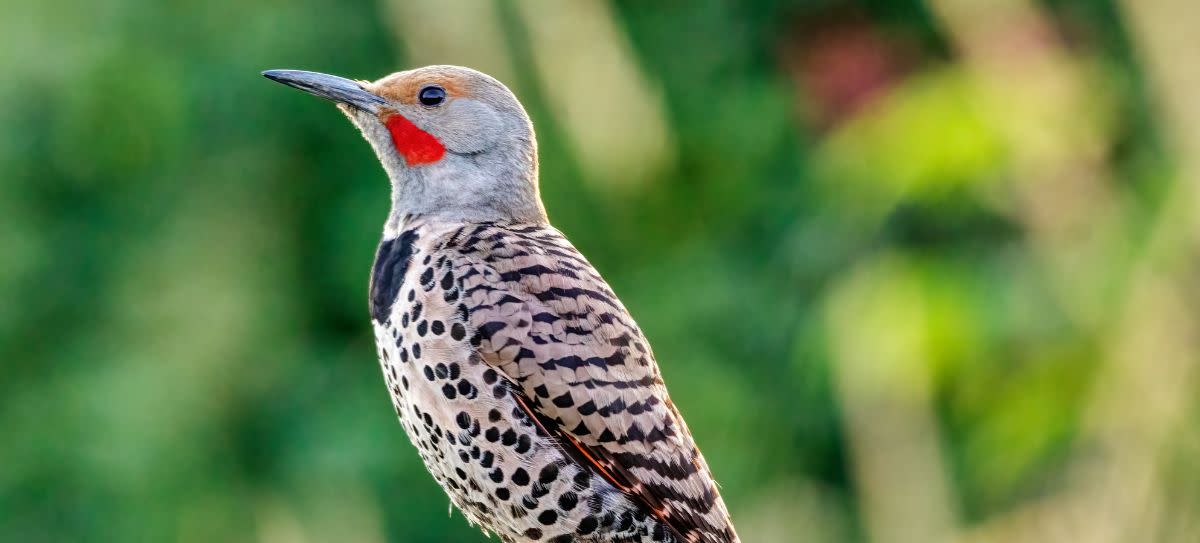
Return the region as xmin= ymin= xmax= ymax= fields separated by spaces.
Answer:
xmin=384 ymin=114 xmax=445 ymax=166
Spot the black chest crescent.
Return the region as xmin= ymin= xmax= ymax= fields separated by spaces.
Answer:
xmin=370 ymin=230 xmax=418 ymax=323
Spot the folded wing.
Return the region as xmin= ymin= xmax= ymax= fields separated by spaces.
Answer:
xmin=436 ymin=223 xmax=737 ymax=543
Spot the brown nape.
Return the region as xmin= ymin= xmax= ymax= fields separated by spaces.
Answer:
xmin=369 ymin=68 xmax=471 ymax=105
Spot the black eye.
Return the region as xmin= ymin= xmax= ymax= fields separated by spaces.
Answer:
xmin=418 ymin=85 xmax=446 ymax=106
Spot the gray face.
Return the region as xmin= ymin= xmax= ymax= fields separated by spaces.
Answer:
xmin=263 ymin=65 xmax=546 ymax=226
xmin=379 ymin=88 xmax=508 ymax=157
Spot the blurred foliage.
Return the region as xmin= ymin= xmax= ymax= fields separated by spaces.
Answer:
xmin=2 ymin=0 xmax=1198 ymax=542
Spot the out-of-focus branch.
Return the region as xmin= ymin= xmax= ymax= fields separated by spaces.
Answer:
xmin=1121 ymin=0 xmax=1200 ymax=175
xmin=826 ymin=256 xmax=960 ymax=543
xmin=928 ymin=0 xmax=1122 ymax=330
xmin=383 ymin=0 xmax=675 ymax=189
xmin=383 ymin=0 xmax=518 ymax=87
xmin=926 ymin=0 xmax=1200 ymax=541
xmin=511 ymin=0 xmax=675 ymax=188
xmin=1065 ymin=0 xmax=1200 ymax=538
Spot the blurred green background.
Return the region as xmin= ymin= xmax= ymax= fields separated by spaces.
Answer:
xmin=3 ymin=0 xmax=1199 ymax=541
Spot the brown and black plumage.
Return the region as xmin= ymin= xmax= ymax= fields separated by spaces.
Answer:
xmin=264 ymin=65 xmax=738 ymax=542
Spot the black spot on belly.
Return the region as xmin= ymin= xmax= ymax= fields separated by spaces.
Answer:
xmin=511 ymin=467 xmax=530 ymax=486
xmin=369 ymin=230 xmax=418 ymax=323
xmin=577 ymin=515 xmax=598 ymax=534
xmin=558 ymin=491 xmax=578 ymax=511
xmin=538 ymin=464 xmax=559 ymax=484
xmin=515 ymin=434 xmax=531 ymax=454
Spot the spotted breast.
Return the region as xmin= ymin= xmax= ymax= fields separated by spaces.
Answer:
xmin=370 ymin=216 xmax=739 ymax=542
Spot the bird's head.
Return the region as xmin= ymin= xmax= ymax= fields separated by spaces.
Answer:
xmin=263 ymin=65 xmax=545 ymax=224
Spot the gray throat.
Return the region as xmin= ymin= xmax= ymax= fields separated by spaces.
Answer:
xmin=351 ymin=112 xmax=547 ymax=235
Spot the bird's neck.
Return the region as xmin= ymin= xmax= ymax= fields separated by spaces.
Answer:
xmin=381 ymin=154 xmax=547 ymax=238
xmin=353 ymin=115 xmax=546 ymax=235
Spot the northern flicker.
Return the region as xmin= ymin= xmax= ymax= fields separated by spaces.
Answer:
xmin=263 ymin=66 xmax=739 ymax=543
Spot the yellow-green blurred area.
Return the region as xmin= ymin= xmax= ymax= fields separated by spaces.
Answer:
xmin=3 ymin=0 xmax=1199 ymax=541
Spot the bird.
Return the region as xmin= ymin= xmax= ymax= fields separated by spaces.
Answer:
xmin=262 ymin=65 xmax=739 ymax=543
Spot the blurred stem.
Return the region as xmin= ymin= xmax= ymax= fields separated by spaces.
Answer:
xmin=1073 ymin=0 xmax=1200 ymax=538
xmin=1083 ymin=0 xmax=1200 ymax=540
xmin=928 ymin=0 xmax=1123 ymax=331
xmin=826 ymin=255 xmax=960 ymax=543
xmin=927 ymin=0 xmax=1200 ymax=541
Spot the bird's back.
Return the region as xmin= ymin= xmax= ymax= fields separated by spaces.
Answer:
xmin=371 ymin=217 xmax=738 ymax=542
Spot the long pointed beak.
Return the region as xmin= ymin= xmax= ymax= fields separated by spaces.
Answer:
xmin=262 ymin=69 xmax=387 ymax=113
